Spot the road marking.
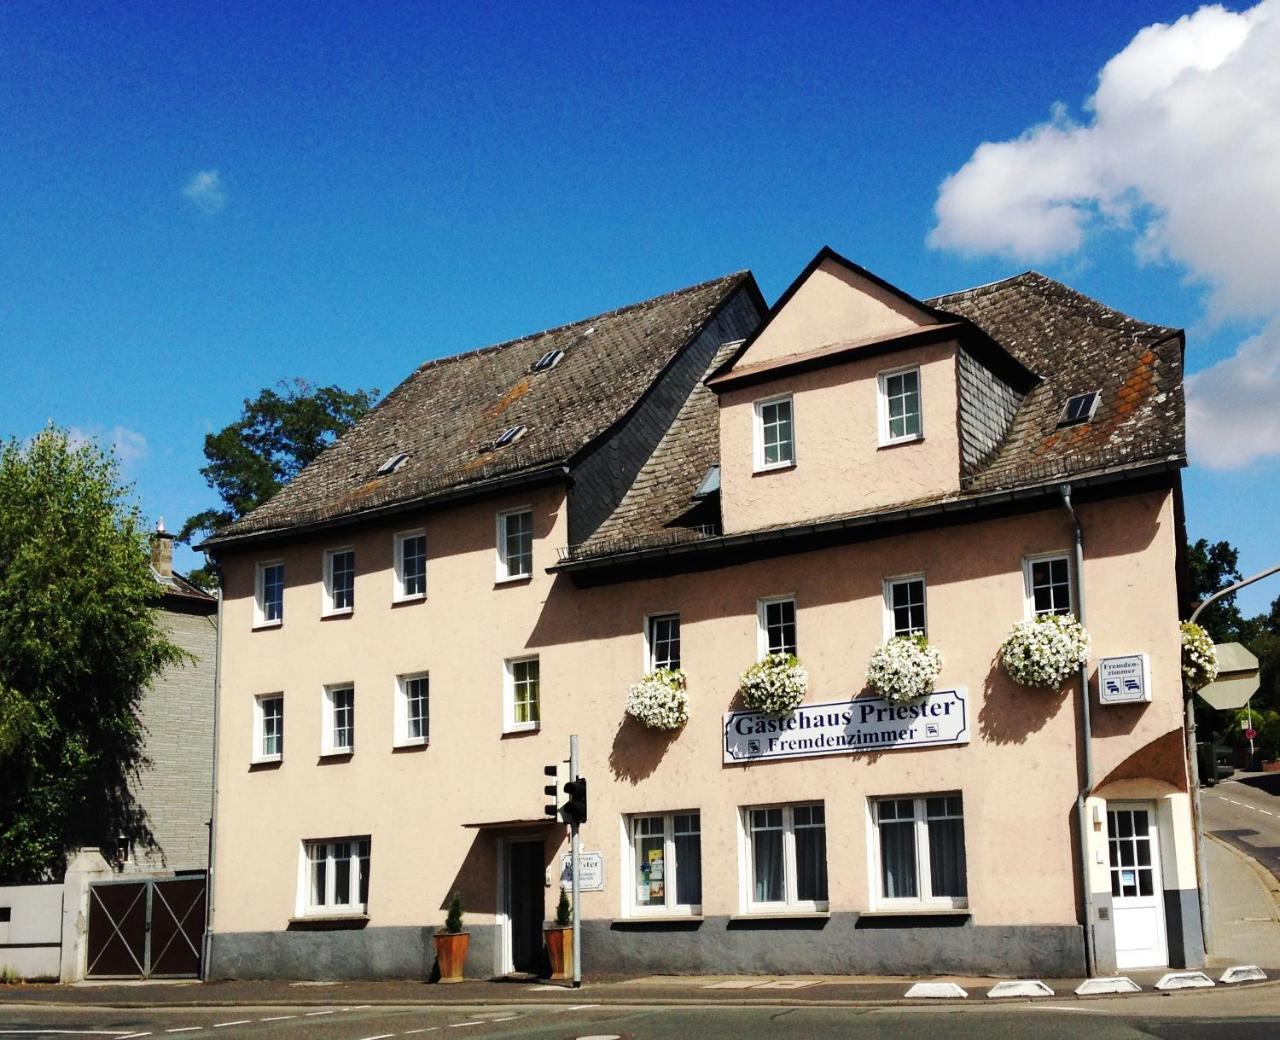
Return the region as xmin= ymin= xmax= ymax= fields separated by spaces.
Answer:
xmin=404 ymin=1030 xmax=440 ymax=1035
xmin=259 ymin=1017 xmax=296 ymax=1023
xmin=354 ymin=1034 xmax=395 ymax=1040
xmin=213 ymin=1023 xmax=250 ymax=1030
xmin=568 ymin=1004 xmax=600 ymax=1010
xmin=0 ymin=1034 xmax=140 ymax=1037
xmin=166 ymin=1030 xmax=203 ymax=1035
xmin=353 ymin=1005 xmax=373 ymax=1010
xmin=487 ymin=1017 xmax=518 ymax=1023
xmin=304 ymin=1011 xmax=335 ymax=1017
xmin=1032 ymin=1005 xmax=1106 ymax=1014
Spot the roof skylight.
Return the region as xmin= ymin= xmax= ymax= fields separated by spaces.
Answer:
xmin=493 ymin=425 xmax=527 ymax=448
xmin=376 ymin=452 xmax=409 ymax=475
xmin=531 ymin=349 xmax=564 ymax=372
xmin=1058 ymin=391 xmax=1101 ymax=428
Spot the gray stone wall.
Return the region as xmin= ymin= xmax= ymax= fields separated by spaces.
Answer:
xmin=957 ymin=347 xmax=1023 ymax=474
xmin=568 ymin=287 xmax=764 ymax=546
xmin=131 ymin=606 xmax=217 ymax=872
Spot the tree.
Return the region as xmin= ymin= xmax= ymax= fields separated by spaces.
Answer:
xmin=0 ymin=429 xmax=186 ymax=881
xmin=1185 ymin=537 xmax=1249 ymax=643
xmin=180 ymin=379 xmax=378 ymax=585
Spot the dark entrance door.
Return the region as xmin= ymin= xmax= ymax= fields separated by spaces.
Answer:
xmin=86 ymin=874 xmax=207 ymax=979
xmin=506 ymin=840 xmax=545 ymax=974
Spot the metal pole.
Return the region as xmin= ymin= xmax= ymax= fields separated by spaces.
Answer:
xmin=569 ymin=733 xmax=581 ymax=989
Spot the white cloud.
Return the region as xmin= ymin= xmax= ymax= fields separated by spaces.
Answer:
xmin=928 ymin=1 xmax=1280 ymax=468
xmin=67 ymin=425 xmax=150 ymax=466
xmin=182 ymin=169 xmax=226 ymax=213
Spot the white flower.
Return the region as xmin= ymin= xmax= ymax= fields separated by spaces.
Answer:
xmin=866 ymin=635 xmax=942 ymax=704
xmin=1181 ymin=622 xmax=1218 ymax=690
xmin=1000 ymin=614 xmax=1091 ymax=688
xmin=739 ymin=654 xmax=809 ymax=714
xmin=626 ymin=669 xmax=689 ymax=730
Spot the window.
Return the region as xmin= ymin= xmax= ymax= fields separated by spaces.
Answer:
xmin=497 ymin=508 xmax=533 ymax=581
xmin=324 ymin=548 xmax=355 ymax=615
xmin=253 ymin=694 xmax=283 ymax=762
xmin=303 ymin=838 xmax=371 ymax=915
xmin=871 ymin=794 xmax=967 ymax=908
xmin=627 ymin=812 xmax=702 ymax=915
xmin=394 ymin=530 xmax=427 ymax=601
xmin=878 ymin=366 xmax=922 ymax=445
xmin=1058 ymin=390 xmax=1101 ymax=428
xmin=323 ymin=684 xmax=355 ymax=754
xmin=884 ymin=575 xmax=927 ymax=638
xmin=647 ymin=614 xmax=681 ymax=672
xmin=757 ymin=596 xmax=797 ymax=658
xmin=531 ymin=349 xmax=564 ymax=372
xmin=494 ymin=425 xmax=527 ymax=448
xmin=1024 ymin=553 xmax=1073 ymax=617
xmin=753 ymin=395 xmax=795 ymax=471
xmin=742 ymin=803 xmax=828 ymax=911
xmin=254 ymin=561 xmax=284 ymax=627
xmin=376 ymin=452 xmax=409 ymax=476
xmin=395 ymin=673 xmax=429 ymax=746
xmin=504 ymin=656 xmax=540 ymax=732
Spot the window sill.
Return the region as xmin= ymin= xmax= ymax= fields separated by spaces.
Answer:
xmin=613 ymin=915 xmax=703 ymax=924
xmin=860 ymin=907 xmax=970 ymax=917
xmin=392 ymin=595 xmax=426 ymax=607
xmin=501 ymin=725 xmax=541 ymax=738
xmin=319 ymin=748 xmax=354 ymax=759
xmin=249 ymin=756 xmax=283 ymax=769
xmin=392 ymin=738 xmax=428 ymax=751
xmin=877 ymin=435 xmax=924 ymax=451
xmin=287 ymin=913 xmax=369 ymax=931
xmin=321 ymin=609 xmax=354 ymax=620
xmin=494 ymin=574 xmax=532 ymax=587
xmin=752 ymin=461 xmax=796 ymax=476
xmin=252 ymin=620 xmax=283 ymax=632
xmin=729 ymin=911 xmax=830 ymax=922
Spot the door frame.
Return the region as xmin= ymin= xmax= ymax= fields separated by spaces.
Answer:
xmin=1106 ymin=800 xmax=1169 ymax=970
xmin=495 ymin=836 xmax=544 ymax=977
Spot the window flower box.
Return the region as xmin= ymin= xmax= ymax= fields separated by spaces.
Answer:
xmin=1180 ymin=621 xmax=1218 ymax=690
xmin=866 ymin=635 xmax=942 ymax=704
xmin=626 ymin=669 xmax=689 ymax=731
xmin=739 ymin=653 xmax=808 ymax=714
xmin=1000 ymin=614 xmax=1091 ymax=688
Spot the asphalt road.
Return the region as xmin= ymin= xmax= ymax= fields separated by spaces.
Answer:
xmin=3 ymin=990 xmax=1280 ymax=1040
xmin=1202 ymin=773 xmax=1280 ymax=882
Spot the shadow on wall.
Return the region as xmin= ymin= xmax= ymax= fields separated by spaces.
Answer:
xmin=978 ymin=656 xmax=1070 ymax=745
xmin=439 ymin=831 xmax=498 ymax=920
xmin=609 ymin=714 xmax=680 ymax=784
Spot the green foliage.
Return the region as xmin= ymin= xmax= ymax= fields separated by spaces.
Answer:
xmin=180 ymin=379 xmax=378 ymax=582
xmin=0 ymin=430 xmax=186 ymax=881
xmin=555 ymin=887 xmax=572 ymax=927
xmin=1186 ymin=537 xmax=1248 ymax=643
xmin=444 ymin=892 xmax=464 ymax=934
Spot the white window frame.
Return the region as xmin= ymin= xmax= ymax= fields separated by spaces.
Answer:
xmin=394 ymin=672 xmax=429 ymax=748
xmin=252 ymin=693 xmax=284 ymax=763
xmin=756 ymin=595 xmax=798 ymax=659
xmin=1022 ymin=551 xmax=1074 ymax=618
xmin=495 ymin=507 xmax=534 ymax=582
xmin=738 ymin=802 xmax=829 ymax=914
xmin=877 ymin=364 xmax=923 ymax=446
xmin=882 ymin=573 xmax=928 ymax=639
xmin=322 ymin=683 xmax=355 ymax=755
xmin=254 ymin=560 xmax=284 ymax=628
xmin=503 ymin=655 xmax=541 ymax=733
xmin=623 ymin=810 xmax=703 ymax=918
xmin=393 ymin=529 xmax=427 ymax=603
xmin=297 ymin=837 xmax=371 ymax=917
xmin=644 ymin=612 xmax=681 ymax=673
xmin=752 ymin=394 xmax=795 ymax=473
xmin=322 ymin=547 xmax=356 ymax=616
xmin=867 ymin=793 xmax=968 ymax=911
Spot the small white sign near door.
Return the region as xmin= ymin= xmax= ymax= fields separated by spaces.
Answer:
xmin=560 ymin=851 xmax=604 ymax=891
xmin=1099 ymin=654 xmax=1152 ymax=704
xmin=1107 ymin=803 xmax=1169 ymax=970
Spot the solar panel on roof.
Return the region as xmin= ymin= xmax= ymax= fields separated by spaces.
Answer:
xmin=1058 ymin=391 xmax=1101 ymax=427
xmin=376 ymin=452 xmax=409 ymax=475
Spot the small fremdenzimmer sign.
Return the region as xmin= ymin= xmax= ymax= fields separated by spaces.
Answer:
xmin=723 ymin=688 xmax=969 ymax=764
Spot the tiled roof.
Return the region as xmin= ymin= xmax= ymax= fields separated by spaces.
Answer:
xmin=156 ymin=570 xmax=217 ymax=606
xmin=563 ymin=271 xmax=1185 ymax=563
xmin=206 ymin=271 xmax=753 ymax=547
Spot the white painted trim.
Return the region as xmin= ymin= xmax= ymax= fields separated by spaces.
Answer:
xmin=495 ymin=507 xmax=534 ymax=582
xmin=756 ymin=594 xmax=797 ymax=660
xmin=739 ymin=802 xmax=829 ymax=915
xmin=877 ymin=364 xmax=923 ymax=447
xmin=392 ymin=528 xmax=427 ymax=603
xmin=502 ymin=655 xmax=541 ymax=734
xmin=620 ymin=810 xmax=702 ymax=918
xmin=251 ymin=692 xmax=284 ymax=764
xmin=1022 ymin=550 xmax=1075 ymax=619
xmin=867 ymin=792 xmax=969 ymax=911
xmin=253 ymin=560 xmax=284 ymax=628
xmin=643 ymin=611 xmax=681 ymax=673
xmin=882 ymin=572 xmax=927 ymax=640
xmin=321 ymin=682 xmax=355 ymax=755
xmin=322 ymin=547 xmax=356 ymax=617
xmin=752 ymin=393 xmax=795 ymax=473
xmin=393 ymin=671 xmax=429 ymax=748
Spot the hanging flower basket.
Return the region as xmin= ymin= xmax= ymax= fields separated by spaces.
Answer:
xmin=866 ymin=635 xmax=942 ymax=704
xmin=1000 ymin=614 xmax=1091 ymax=688
xmin=1181 ymin=621 xmax=1218 ymax=690
xmin=626 ymin=669 xmax=689 ymax=731
xmin=739 ymin=653 xmax=808 ymax=714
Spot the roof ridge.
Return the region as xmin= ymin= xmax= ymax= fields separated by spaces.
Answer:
xmin=927 ymin=270 xmax=1040 ymax=304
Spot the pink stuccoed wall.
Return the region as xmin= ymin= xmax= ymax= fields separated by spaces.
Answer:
xmin=211 ymin=483 xmax=1187 ymax=942
xmin=718 ymin=339 xmax=963 ymax=533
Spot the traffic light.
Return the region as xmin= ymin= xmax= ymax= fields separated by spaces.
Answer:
xmin=563 ymin=776 xmax=587 ymax=826
xmin=543 ymin=764 xmax=562 ymax=819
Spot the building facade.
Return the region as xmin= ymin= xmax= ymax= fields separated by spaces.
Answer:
xmin=205 ymin=249 xmax=1200 ymax=980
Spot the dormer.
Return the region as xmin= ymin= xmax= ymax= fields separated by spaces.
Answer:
xmin=708 ymin=248 xmax=1038 ymax=536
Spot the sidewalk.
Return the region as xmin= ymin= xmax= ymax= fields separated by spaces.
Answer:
xmin=1206 ymin=832 xmax=1280 ymax=967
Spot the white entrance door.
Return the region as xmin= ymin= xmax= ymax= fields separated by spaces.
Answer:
xmin=1107 ymin=803 xmax=1169 ymax=970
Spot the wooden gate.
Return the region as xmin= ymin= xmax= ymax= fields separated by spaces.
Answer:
xmin=85 ymin=875 xmax=206 ymax=979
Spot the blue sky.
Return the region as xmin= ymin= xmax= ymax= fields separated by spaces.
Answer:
xmin=3 ymin=1 xmax=1276 ymax=612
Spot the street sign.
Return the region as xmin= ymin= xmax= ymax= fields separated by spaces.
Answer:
xmin=1098 ymin=654 xmax=1152 ymax=704
xmin=1197 ymin=642 xmax=1260 ymax=711
xmin=1245 ymin=728 xmax=1257 ymax=741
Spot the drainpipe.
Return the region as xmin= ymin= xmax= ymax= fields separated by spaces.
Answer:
xmin=1060 ymin=484 xmax=1097 ymax=977
xmin=202 ymin=580 xmax=224 ymax=980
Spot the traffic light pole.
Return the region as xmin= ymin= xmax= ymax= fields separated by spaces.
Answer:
xmin=569 ymin=733 xmax=582 ymax=988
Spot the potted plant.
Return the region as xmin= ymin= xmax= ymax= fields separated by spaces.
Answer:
xmin=739 ymin=653 xmax=808 ymax=714
xmin=1180 ymin=621 xmax=1218 ymax=690
xmin=626 ymin=669 xmax=689 ymax=730
xmin=433 ymin=892 xmax=469 ymax=983
xmin=544 ymin=888 xmax=573 ymax=980
xmin=866 ymin=635 xmax=942 ymax=703
xmin=999 ymin=614 xmax=1091 ymax=688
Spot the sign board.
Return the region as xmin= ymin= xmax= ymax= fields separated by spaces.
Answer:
xmin=1098 ymin=654 xmax=1152 ymax=705
xmin=559 ymin=851 xmax=604 ymax=892
xmin=1197 ymin=642 xmax=1260 ymax=711
xmin=1245 ymin=727 xmax=1257 ymax=741
xmin=723 ymin=688 xmax=968 ymax=765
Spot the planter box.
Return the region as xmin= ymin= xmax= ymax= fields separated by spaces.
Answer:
xmin=544 ymin=925 xmax=572 ymax=980
xmin=433 ymin=931 xmax=470 ymax=983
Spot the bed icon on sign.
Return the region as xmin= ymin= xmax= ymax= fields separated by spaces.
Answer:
xmin=1106 ymin=679 xmax=1121 ymax=695
xmin=925 ymin=723 xmax=939 ymax=737
xmin=748 ymin=740 xmax=761 ymax=754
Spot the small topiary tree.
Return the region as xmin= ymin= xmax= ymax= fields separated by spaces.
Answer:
xmin=555 ymin=888 xmax=572 ymax=927
xmin=444 ymin=892 xmax=464 ymax=934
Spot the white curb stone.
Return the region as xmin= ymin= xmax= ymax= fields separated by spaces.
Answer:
xmin=905 ymin=982 xmax=968 ymax=999
xmin=1219 ymin=965 xmax=1267 ymax=984
xmin=1155 ymin=971 xmax=1215 ymax=990
xmin=986 ymin=980 xmax=1054 ymax=998
xmin=1074 ymin=976 xmax=1141 ymax=995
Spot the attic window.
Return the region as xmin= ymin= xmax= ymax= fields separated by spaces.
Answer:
xmin=693 ymin=465 xmax=721 ymax=500
xmin=1058 ymin=391 xmax=1101 ymax=428
xmin=376 ymin=452 xmax=409 ymax=476
xmin=494 ymin=425 xmax=527 ymax=449
xmin=531 ymin=349 xmax=564 ymax=372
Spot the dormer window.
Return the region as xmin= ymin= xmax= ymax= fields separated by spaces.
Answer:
xmin=1058 ymin=391 xmax=1101 ymax=428
xmin=753 ymin=395 xmax=794 ymax=472
xmin=878 ymin=366 xmax=922 ymax=446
